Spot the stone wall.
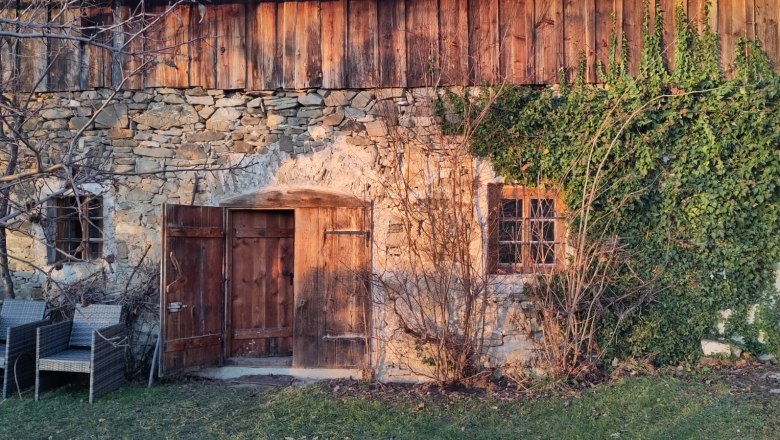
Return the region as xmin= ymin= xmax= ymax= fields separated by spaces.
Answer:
xmin=5 ymin=85 xmax=536 ymax=380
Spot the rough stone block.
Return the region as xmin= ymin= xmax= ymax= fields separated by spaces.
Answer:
xmin=186 ymin=95 xmax=215 ymax=106
xmin=95 ymin=104 xmax=129 ymax=128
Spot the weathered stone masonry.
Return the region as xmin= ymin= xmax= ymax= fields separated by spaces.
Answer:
xmin=6 ymin=85 xmax=538 ymax=378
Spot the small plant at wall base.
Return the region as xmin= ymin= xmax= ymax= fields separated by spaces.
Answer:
xmin=452 ymin=4 xmax=780 ymax=368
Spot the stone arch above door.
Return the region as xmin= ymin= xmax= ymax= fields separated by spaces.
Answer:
xmin=219 ymin=186 xmax=369 ymax=209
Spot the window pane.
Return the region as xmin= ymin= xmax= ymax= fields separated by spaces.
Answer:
xmin=501 ymin=199 xmax=521 ymax=218
xmin=499 ymin=221 xmax=522 ymax=242
xmin=531 ymin=243 xmax=556 ymax=264
xmin=88 ymin=242 xmax=102 ymax=260
xmin=531 ymin=221 xmax=555 ymax=242
xmin=499 ymin=243 xmax=521 ymax=264
xmin=531 ymin=199 xmax=554 ymax=218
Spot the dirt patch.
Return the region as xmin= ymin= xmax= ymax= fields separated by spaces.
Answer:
xmin=686 ymin=360 xmax=780 ymax=397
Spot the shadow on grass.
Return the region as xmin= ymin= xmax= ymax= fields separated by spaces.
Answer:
xmin=0 ymin=376 xmax=778 ymax=440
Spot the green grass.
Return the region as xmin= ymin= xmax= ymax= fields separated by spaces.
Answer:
xmin=1 ymin=375 xmax=778 ymax=440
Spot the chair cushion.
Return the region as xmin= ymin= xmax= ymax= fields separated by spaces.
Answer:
xmin=38 ymin=349 xmax=91 ymax=373
xmin=0 ymin=343 xmax=5 ymax=368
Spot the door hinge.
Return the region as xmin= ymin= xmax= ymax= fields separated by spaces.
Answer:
xmin=167 ymin=302 xmax=188 ymax=313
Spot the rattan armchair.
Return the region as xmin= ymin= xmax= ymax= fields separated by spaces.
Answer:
xmin=35 ymin=304 xmax=126 ymax=403
xmin=0 ymin=299 xmax=48 ymax=399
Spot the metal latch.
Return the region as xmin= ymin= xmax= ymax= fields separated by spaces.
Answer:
xmin=167 ymin=302 xmax=188 ymax=313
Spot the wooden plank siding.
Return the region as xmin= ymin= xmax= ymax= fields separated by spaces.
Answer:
xmin=6 ymin=0 xmax=780 ymax=92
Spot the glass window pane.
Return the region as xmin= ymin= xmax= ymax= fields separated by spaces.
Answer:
xmin=88 ymin=242 xmax=102 ymax=260
xmin=499 ymin=243 xmax=521 ymax=264
xmin=499 ymin=221 xmax=522 ymax=242
xmin=531 ymin=243 xmax=556 ymax=264
xmin=531 ymin=221 xmax=555 ymax=242
xmin=501 ymin=199 xmax=522 ymax=218
xmin=531 ymin=198 xmax=554 ymax=218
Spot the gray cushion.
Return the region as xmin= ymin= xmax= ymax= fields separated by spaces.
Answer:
xmin=38 ymin=349 xmax=91 ymax=373
xmin=0 ymin=343 xmax=5 ymax=368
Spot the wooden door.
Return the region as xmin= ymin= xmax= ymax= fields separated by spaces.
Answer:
xmin=293 ymin=207 xmax=371 ymax=368
xmin=160 ymin=204 xmax=225 ymax=376
xmin=228 ymin=210 xmax=295 ymax=357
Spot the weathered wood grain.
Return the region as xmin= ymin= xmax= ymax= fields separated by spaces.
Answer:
xmin=498 ymin=0 xmax=530 ymax=83
xmin=719 ymin=0 xmax=750 ymax=78
xmin=321 ymin=0 xmax=347 ymax=88
xmin=82 ymin=5 xmax=113 ymax=89
xmin=216 ymin=1 xmax=246 ymax=90
xmin=248 ymin=0 xmax=280 ymax=90
xmin=378 ymin=0 xmax=407 ymax=87
xmin=347 ymin=0 xmax=379 ymax=88
xmin=188 ymin=1 xmax=217 ymax=88
xmin=230 ymin=210 xmax=294 ymax=358
xmin=115 ymin=3 xmax=145 ymax=90
xmin=145 ymin=3 xmax=190 ymax=88
xmin=6 ymin=0 xmax=780 ymax=92
xmin=292 ymin=207 xmax=322 ymax=367
xmin=563 ymin=0 xmax=596 ymax=82
xmin=161 ymin=204 xmax=225 ymax=376
xmin=220 ymin=187 xmax=369 ymax=209
xmin=621 ymin=0 xmax=643 ymax=76
xmin=755 ymin=0 xmax=779 ymax=66
xmin=279 ymin=1 xmax=298 ymax=88
xmin=406 ymin=0 xmax=439 ymax=87
xmin=439 ymin=0 xmax=468 ymax=85
xmin=469 ymin=0 xmax=499 ymax=84
xmin=534 ymin=0 xmax=564 ymax=83
xmin=16 ymin=3 xmax=48 ymax=91
xmin=47 ymin=6 xmax=81 ymax=91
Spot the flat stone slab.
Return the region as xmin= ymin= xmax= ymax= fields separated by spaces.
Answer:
xmin=191 ymin=366 xmax=363 ymax=382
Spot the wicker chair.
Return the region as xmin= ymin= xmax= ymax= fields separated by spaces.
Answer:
xmin=0 ymin=299 xmax=48 ymax=399
xmin=35 ymin=304 xmax=126 ymax=403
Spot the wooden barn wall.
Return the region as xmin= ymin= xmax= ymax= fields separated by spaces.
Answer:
xmin=7 ymin=0 xmax=780 ymax=92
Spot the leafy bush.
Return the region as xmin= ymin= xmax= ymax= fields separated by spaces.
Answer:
xmin=460 ymin=5 xmax=780 ymax=365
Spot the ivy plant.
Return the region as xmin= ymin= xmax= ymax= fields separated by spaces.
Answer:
xmin=452 ymin=4 xmax=780 ymax=365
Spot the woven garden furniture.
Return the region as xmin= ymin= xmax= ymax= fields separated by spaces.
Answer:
xmin=0 ymin=299 xmax=48 ymax=399
xmin=36 ymin=304 xmax=126 ymax=403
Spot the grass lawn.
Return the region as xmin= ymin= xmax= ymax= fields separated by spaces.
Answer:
xmin=1 ymin=373 xmax=778 ymax=440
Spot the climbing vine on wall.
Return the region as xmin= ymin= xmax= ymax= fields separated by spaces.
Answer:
xmin=453 ymin=4 xmax=780 ymax=365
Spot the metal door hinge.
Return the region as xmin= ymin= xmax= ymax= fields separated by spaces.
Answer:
xmin=167 ymin=302 xmax=188 ymax=313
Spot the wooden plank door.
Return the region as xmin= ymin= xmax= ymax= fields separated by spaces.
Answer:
xmin=229 ymin=210 xmax=295 ymax=358
xmin=293 ymin=207 xmax=371 ymax=368
xmin=160 ymin=204 xmax=225 ymax=376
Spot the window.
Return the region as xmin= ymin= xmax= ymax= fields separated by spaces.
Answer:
xmin=47 ymin=196 xmax=104 ymax=262
xmin=488 ymin=185 xmax=564 ymax=274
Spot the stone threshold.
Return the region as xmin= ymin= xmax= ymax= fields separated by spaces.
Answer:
xmin=191 ymin=365 xmax=363 ymax=381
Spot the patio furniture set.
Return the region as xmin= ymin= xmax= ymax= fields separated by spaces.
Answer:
xmin=0 ymin=300 xmax=126 ymax=403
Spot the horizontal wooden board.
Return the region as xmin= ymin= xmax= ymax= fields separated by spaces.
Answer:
xmin=234 ymin=227 xmax=295 ymax=238
xmin=233 ymin=327 xmax=293 ymax=339
xmin=167 ymin=226 xmax=225 ymax=238
xmin=164 ymin=334 xmax=222 ymax=352
xmin=6 ymin=0 xmax=780 ymax=92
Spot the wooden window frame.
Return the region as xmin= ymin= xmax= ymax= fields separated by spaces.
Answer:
xmin=487 ymin=184 xmax=565 ymax=275
xmin=47 ymin=195 xmax=104 ymax=263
